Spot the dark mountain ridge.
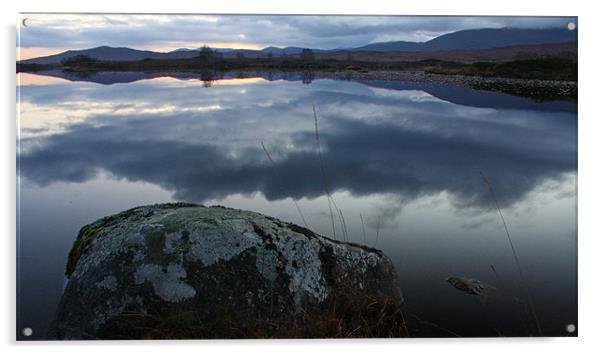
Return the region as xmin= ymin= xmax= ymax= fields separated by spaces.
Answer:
xmin=20 ymin=27 xmax=577 ymax=65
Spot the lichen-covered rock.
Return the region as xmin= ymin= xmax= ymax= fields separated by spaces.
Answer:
xmin=50 ymin=203 xmax=402 ymax=339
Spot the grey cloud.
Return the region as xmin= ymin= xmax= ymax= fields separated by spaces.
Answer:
xmin=19 ymin=15 xmax=576 ymax=50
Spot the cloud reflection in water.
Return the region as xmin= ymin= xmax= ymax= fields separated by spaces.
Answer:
xmin=18 ymin=74 xmax=577 ymax=211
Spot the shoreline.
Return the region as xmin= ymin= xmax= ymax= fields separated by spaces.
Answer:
xmin=307 ymin=70 xmax=577 ymax=101
xmin=20 ymin=68 xmax=577 ymax=101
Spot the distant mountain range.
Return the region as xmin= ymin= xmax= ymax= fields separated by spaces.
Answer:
xmin=20 ymin=27 xmax=577 ymax=65
xmin=352 ymin=27 xmax=577 ymax=52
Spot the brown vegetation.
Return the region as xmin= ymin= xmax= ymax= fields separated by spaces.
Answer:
xmin=95 ymin=285 xmax=408 ymax=339
xmin=316 ymin=42 xmax=577 ymax=64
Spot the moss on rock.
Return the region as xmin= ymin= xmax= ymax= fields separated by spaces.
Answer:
xmin=65 ymin=225 xmax=103 ymax=277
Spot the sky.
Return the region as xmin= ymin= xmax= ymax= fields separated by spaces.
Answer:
xmin=17 ymin=14 xmax=576 ymax=60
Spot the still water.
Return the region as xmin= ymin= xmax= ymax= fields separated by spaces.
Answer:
xmin=17 ymin=71 xmax=577 ymax=338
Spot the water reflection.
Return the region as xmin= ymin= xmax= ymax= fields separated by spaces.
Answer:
xmin=17 ymin=72 xmax=577 ymax=338
xmin=19 ymin=73 xmax=576 ymax=210
xmin=20 ymin=70 xmax=577 ymax=113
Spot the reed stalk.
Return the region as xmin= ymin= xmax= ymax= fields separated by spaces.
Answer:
xmin=480 ymin=171 xmax=542 ymax=335
xmin=374 ymin=216 xmax=381 ymax=247
xmin=261 ymin=141 xmax=309 ymax=228
xmin=313 ymin=104 xmax=338 ymax=240
xmin=360 ymin=213 xmax=367 ymax=245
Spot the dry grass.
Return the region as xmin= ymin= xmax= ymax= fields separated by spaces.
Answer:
xmin=480 ymin=171 xmax=542 ymax=335
xmin=261 ymin=140 xmax=309 ymax=229
xmin=92 ymin=285 xmax=408 ymax=339
xmin=374 ymin=215 xmax=382 ymax=247
xmin=360 ymin=213 xmax=367 ymax=245
xmin=312 ymin=104 xmax=339 ymax=240
xmin=260 ymin=106 xmax=360 ymax=244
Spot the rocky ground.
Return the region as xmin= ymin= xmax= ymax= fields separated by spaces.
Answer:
xmin=315 ymin=70 xmax=577 ymax=101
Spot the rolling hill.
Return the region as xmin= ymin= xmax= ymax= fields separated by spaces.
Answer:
xmin=349 ymin=27 xmax=577 ymax=52
xmin=317 ymin=42 xmax=577 ymax=63
xmin=19 ymin=27 xmax=577 ymax=65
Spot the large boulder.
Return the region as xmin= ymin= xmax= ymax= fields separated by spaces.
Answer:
xmin=50 ymin=203 xmax=403 ymax=339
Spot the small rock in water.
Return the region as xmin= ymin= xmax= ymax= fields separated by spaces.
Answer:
xmin=446 ymin=276 xmax=486 ymax=296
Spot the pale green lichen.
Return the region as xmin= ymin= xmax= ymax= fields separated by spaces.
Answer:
xmin=186 ymin=219 xmax=261 ymax=266
xmin=134 ymin=263 xmax=196 ymax=302
xmin=281 ymin=235 xmax=328 ymax=304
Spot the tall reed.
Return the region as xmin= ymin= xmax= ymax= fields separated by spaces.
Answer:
xmin=261 ymin=141 xmax=309 ymax=228
xmin=337 ymin=208 xmax=349 ymax=242
xmin=313 ymin=104 xmax=343 ymax=240
xmin=374 ymin=216 xmax=382 ymax=247
xmin=360 ymin=213 xmax=367 ymax=245
xmin=480 ymin=171 xmax=542 ymax=335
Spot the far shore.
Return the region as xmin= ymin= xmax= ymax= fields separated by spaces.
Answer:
xmin=17 ymin=54 xmax=577 ymax=80
xmin=18 ymin=65 xmax=577 ymax=101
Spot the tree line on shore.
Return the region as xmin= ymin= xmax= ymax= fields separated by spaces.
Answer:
xmin=17 ymin=45 xmax=577 ymax=82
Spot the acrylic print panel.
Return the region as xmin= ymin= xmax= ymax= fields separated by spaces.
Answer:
xmin=16 ymin=13 xmax=577 ymax=340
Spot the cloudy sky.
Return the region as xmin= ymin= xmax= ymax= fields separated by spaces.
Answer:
xmin=17 ymin=14 xmax=575 ymax=59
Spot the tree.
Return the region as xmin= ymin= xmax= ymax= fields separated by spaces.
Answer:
xmin=300 ymin=48 xmax=315 ymax=61
xmin=200 ymin=71 xmax=216 ymax=88
xmin=198 ymin=45 xmax=215 ymax=62
xmin=301 ymin=71 xmax=314 ymax=84
xmin=236 ymin=51 xmax=245 ymax=59
xmin=60 ymin=55 xmax=99 ymax=67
